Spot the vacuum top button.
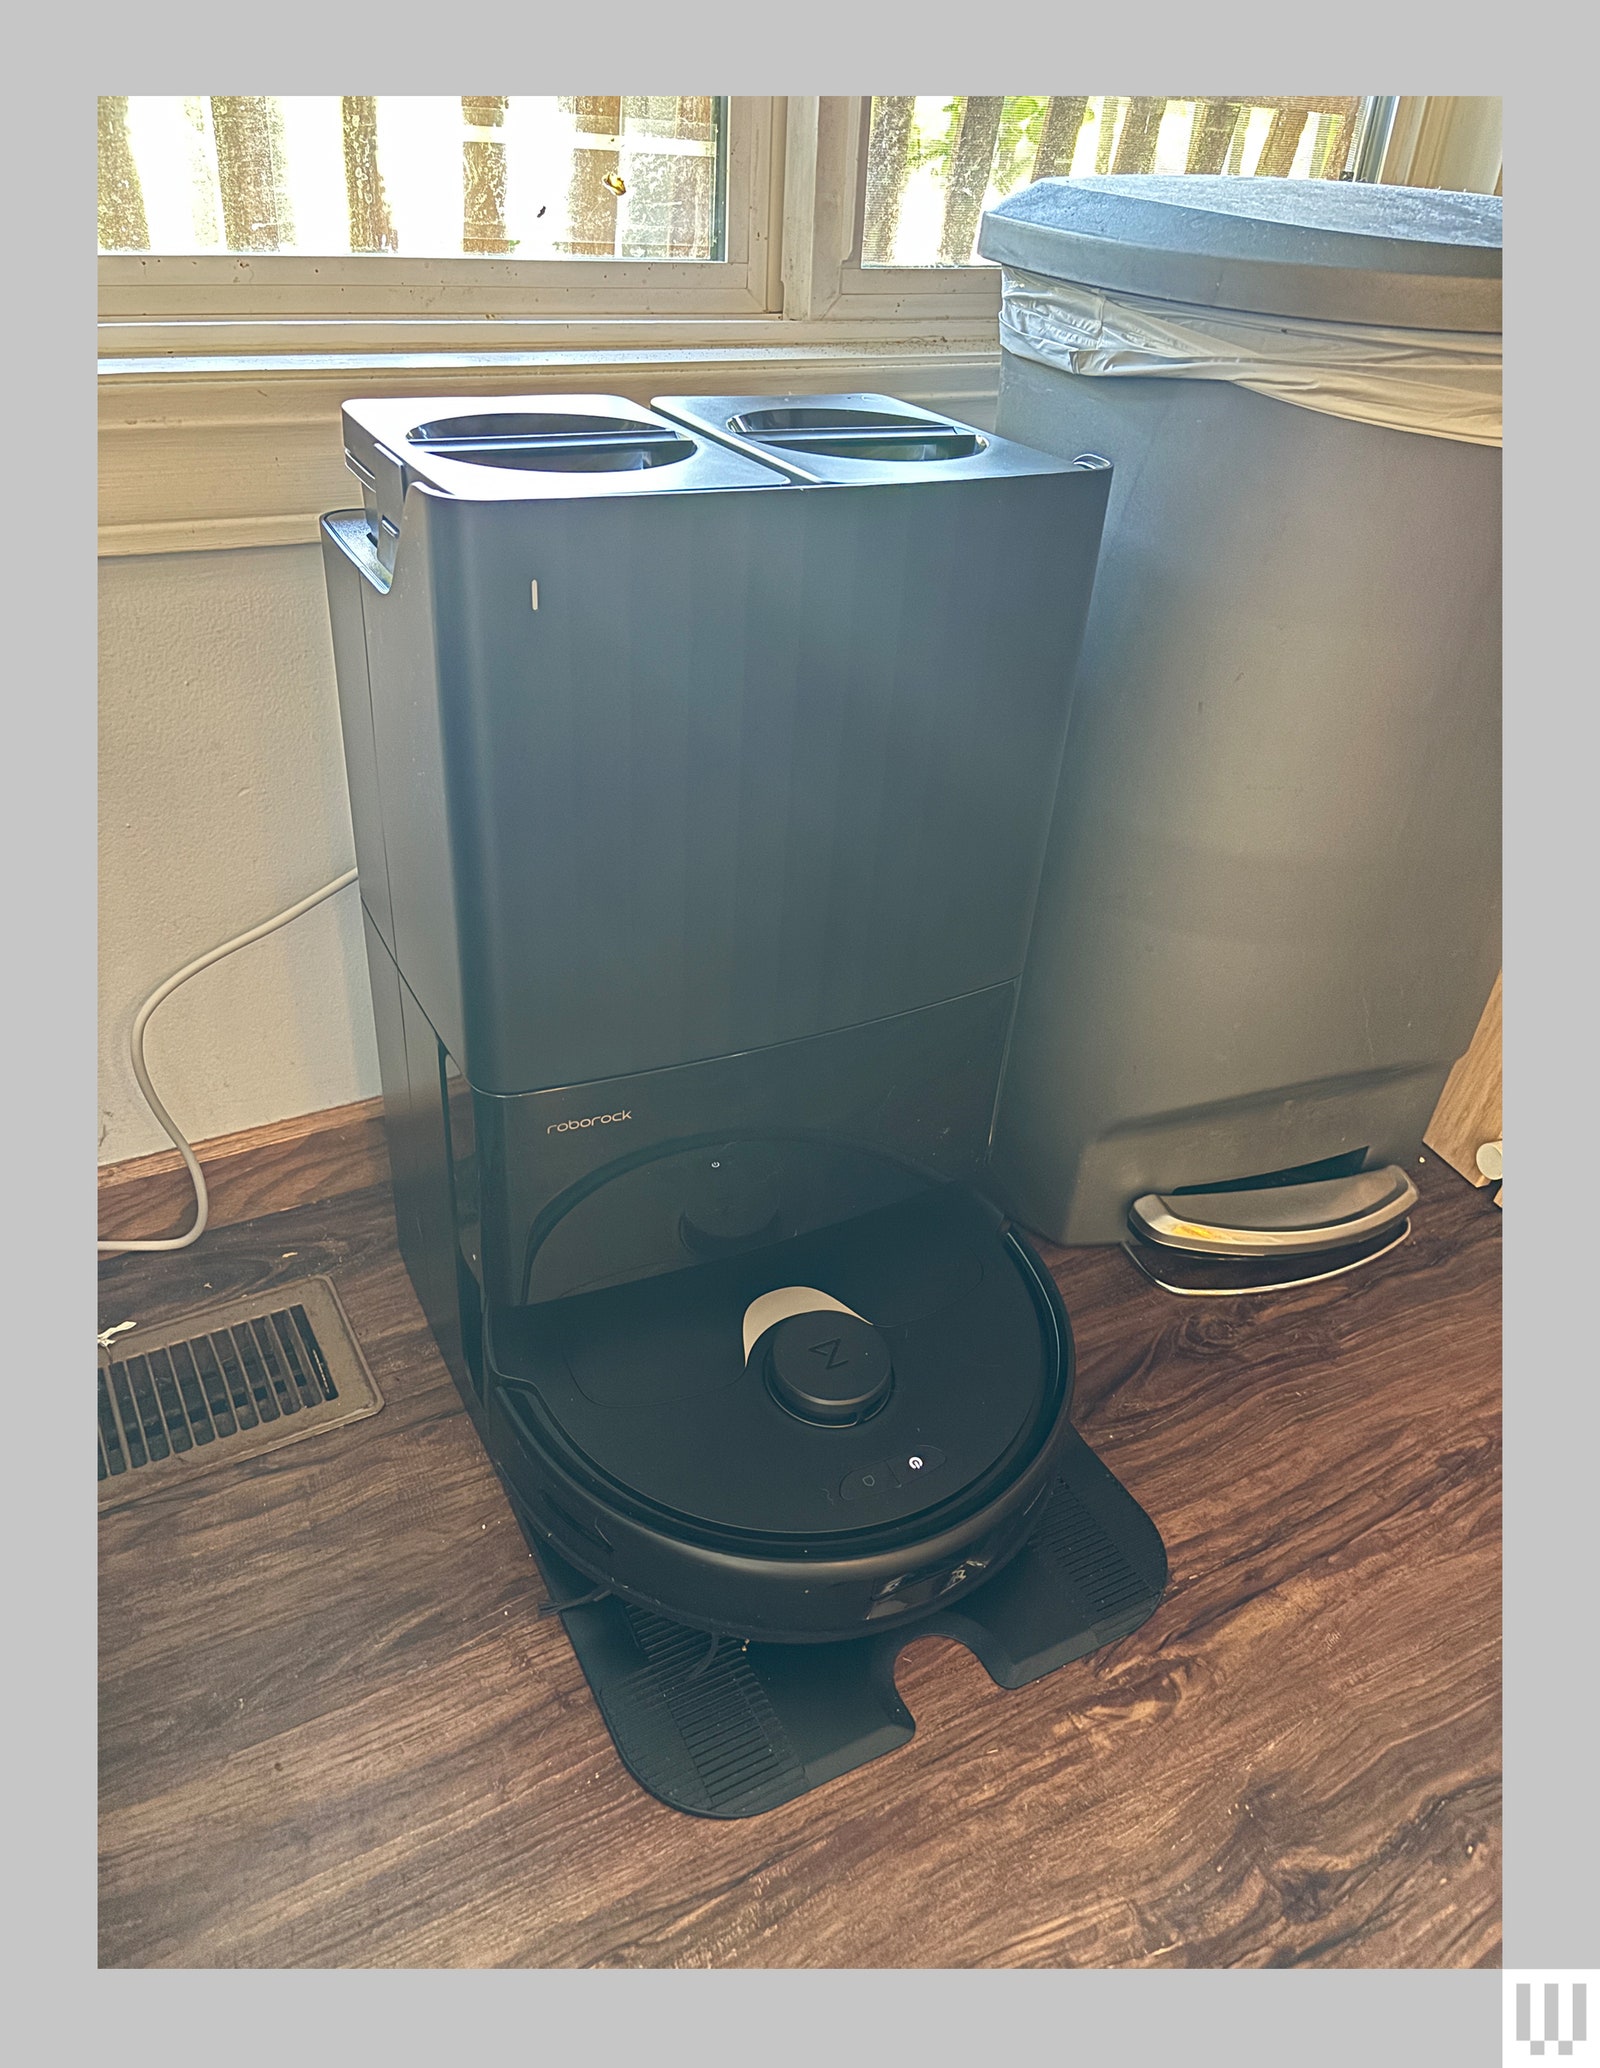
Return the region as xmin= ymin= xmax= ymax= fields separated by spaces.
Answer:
xmin=838 ymin=1462 xmax=894 ymax=1500
xmin=766 ymin=1313 xmax=893 ymax=1426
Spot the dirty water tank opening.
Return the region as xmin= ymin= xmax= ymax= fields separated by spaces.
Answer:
xmin=407 ymin=412 xmax=697 ymax=473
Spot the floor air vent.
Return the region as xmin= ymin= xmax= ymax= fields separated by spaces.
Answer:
xmin=97 ymin=1276 xmax=382 ymax=1508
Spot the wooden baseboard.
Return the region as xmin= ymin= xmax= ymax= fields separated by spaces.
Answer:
xmin=98 ymin=1094 xmax=389 ymax=1243
xmin=1424 ymin=972 xmax=1502 ymax=1187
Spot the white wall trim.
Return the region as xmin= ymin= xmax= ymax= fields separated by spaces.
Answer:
xmin=1380 ymin=96 xmax=1503 ymax=193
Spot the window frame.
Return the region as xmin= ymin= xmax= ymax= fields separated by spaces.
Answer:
xmin=780 ymin=96 xmax=1423 ymax=323
xmin=778 ymin=97 xmax=1004 ymax=324
xmin=98 ymin=95 xmax=1495 ymax=356
xmin=98 ymin=96 xmax=787 ymax=354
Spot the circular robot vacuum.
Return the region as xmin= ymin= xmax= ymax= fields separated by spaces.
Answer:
xmin=486 ymin=1182 xmax=1076 ymax=1642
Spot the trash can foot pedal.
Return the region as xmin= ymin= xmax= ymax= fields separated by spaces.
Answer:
xmin=1128 ymin=1164 xmax=1417 ymax=1259
xmin=1123 ymin=1217 xmax=1410 ymax=1296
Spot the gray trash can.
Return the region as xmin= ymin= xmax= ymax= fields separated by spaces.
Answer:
xmin=977 ymin=176 xmax=1502 ymax=1251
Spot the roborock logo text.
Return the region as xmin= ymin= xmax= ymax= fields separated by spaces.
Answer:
xmin=546 ymin=1109 xmax=633 ymax=1135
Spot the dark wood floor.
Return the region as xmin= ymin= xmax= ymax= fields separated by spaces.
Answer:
xmin=98 ymin=1153 xmax=1501 ymax=1969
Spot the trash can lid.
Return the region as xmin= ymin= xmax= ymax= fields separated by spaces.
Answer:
xmin=977 ymin=175 xmax=1501 ymax=331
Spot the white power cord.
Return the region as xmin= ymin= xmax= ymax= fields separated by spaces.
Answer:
xmin=98 ymin=869 xmax=359 ymax=1255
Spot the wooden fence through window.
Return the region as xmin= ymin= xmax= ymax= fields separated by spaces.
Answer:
xmin=862 ymin=96 xmax=1367 ymax=266
xmin=96 ymin=96 xmax=1368 ymax=259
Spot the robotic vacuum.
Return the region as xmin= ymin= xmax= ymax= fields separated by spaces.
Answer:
xmin=484 ymin=1181 xmax=1076 ymax=1642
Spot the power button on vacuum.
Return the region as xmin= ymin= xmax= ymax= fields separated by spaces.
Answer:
xmin=837 ymin=1446 xmax=946 ymax=1501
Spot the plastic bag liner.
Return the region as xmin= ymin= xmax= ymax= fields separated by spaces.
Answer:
xmin=997 ymin=266 xmax=1502 ymax=447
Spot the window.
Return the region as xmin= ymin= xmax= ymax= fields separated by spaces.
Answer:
xmin=98 ymin=97 xmax=729 ymax=260
xmin=96 ymin=94 xmax=1485 ymax=350
xmin=98 ymin=96 xmax=780 ymax=340
xmin=776 ymin=97 xmax=1403 ymax=327
xmin=859 ymin=97 xmax=1386 ymax=268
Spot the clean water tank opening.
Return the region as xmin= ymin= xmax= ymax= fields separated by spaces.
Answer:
xmin=730 ymin=405 xmax=984 ymax=464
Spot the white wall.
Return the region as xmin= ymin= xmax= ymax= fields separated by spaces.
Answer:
xmin=98 ymin=545 xmax=379 ymax=1166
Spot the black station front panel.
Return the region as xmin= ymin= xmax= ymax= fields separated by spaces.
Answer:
xmin=466 ymin=980 xmax=1017 ymax=1311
